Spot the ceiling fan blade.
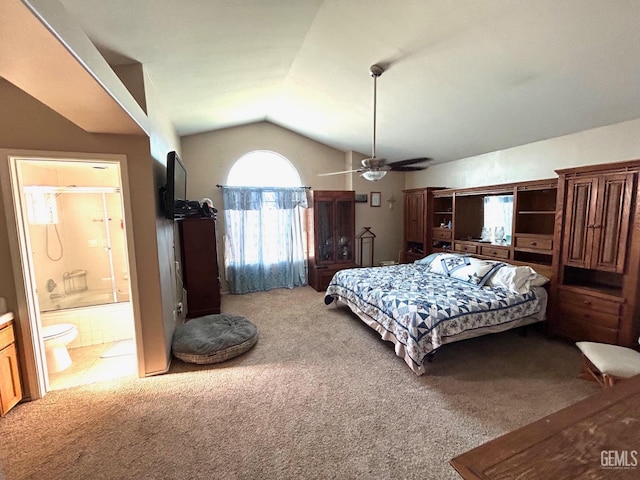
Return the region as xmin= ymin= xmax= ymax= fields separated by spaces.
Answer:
xmin=386 ymin=157 xmax=433 ymax=168
xmin=318 ymin=169 xmax=363 ymax=176
xmin=389 ymin=165 xmax=428 ymax=172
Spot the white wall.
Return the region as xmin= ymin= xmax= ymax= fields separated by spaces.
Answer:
xmin=406 ymin=118 xmax=640 ymax=189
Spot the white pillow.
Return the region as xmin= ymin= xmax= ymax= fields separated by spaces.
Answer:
xmin=426 ymin=253 xmax=465 ymax=275
xmin=486 ymin=265 xmax=549 ymax=294
xmin=430 ymin=254 xmax=504 ymax=287
xmin=530 ymin=271 xmax=550 ymax=287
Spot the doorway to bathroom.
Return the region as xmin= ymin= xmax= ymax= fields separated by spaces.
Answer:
xmin=10 ymin=156 xmax=138 ymax=392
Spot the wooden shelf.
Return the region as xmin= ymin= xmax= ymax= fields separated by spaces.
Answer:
xmin=517 ymin=210 xmax=556 ymax=215
xmin=426 ymin=179 xmax=559 ymax=265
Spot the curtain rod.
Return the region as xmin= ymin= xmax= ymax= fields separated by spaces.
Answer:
xmin=216 ymin=184 xmax=311 ymax=189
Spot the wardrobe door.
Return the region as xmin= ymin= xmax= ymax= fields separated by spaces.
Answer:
xmin=562 ymin=177 xmax=597 ymax=269
xmin=592 ymin=173 xmax=634 ymax=273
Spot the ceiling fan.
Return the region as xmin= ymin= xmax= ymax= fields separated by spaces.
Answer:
xmin=320 ymin=64 xmax=432 ymax=181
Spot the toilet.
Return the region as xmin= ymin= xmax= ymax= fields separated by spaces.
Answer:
xmin=42 ymin=323 xmax=78 ymax=373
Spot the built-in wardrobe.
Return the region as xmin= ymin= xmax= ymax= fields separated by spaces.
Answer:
xmin=551 ymin=159 xmax=640 ymax=347
xmin=401 ymin=160 xmax=640 ymax=348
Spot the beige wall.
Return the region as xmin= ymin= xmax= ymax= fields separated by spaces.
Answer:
xmin=0 ymin=79 xmax=172 ymax=398
xmin=348 ymin=151 xmax=405 ymax=265
xmin=182 ymin=122 xmax=407 ymax=290
xmin=406 ymin=118 xmax=640 ymax=189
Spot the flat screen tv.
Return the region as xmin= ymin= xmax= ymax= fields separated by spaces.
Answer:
xmin=164 ymin=151 xmax=188 ymax=219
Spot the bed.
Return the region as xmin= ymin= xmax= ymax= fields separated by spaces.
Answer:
xmin=323 ymin=253 xmax=549 ymax=375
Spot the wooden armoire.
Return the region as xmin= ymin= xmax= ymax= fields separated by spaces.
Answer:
xmin=551 ymin=159 xmax=640 ymax=347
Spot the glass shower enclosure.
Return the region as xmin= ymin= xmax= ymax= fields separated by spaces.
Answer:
xmin=23 ymin=185 xmax=130 ymax=312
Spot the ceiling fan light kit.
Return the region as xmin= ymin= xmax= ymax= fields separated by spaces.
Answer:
xmin=361 ymin=170 xmax=387 ymax=181
xmin=319 ymin=64 xmax=431 ymax=181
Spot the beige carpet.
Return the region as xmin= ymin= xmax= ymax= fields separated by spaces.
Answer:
xmin=0 ymin=286 xmax=598 ymax=480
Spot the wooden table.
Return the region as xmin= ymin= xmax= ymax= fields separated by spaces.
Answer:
xmin=450 ymin=375 xmax=640 ymax=479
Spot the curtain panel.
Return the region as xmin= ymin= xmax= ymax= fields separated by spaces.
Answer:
xmin=222 ymin=186 xmax=308 ymax=294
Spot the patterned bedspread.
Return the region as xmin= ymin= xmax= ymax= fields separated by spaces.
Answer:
xmin=324 ymin=263 xmax=544 ymax=375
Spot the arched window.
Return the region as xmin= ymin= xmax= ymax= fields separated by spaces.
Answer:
xmin=227 ymin=150 xmax=301 ymax=187
xmin=222 ymin=151 xmax=307 ymax=293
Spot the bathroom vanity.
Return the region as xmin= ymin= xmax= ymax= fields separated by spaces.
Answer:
xmin=0 ymin=311 xmax=22 ymax=416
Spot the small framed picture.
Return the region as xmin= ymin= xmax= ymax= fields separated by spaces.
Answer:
xmin=370 ymin=192 xmax=381 ymax=207
xmin=355 ymin=193 xmax=368 ymax=203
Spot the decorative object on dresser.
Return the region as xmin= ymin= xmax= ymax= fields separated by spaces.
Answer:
xmin=307 ymin=190 xmax=357 ymax=291
xmin=179 ymin=217 xmax=222 ymax=318
xmin=551 ymin=159 xmax=640 ymax=347
xmin=0 ymin=306 xmax=22 ymax=416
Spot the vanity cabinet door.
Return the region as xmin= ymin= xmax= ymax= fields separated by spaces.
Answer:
xmin=0 ymin=321 xmax=22 ymax=416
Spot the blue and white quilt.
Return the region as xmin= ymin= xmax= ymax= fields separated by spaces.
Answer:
xmin=324 ymin=263 xmax=544 ymax=375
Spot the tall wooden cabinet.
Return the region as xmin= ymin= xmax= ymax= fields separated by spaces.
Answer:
xmin=551 ymin=160 xmax=640 ymax=347
xmin=403 ymin=188 xmax=444 ymax=262
xmin=179 ymin=217 xmax=221 ymax=318
xmin=307 ymin=190 xmax=356 ymax=291
xmin=403 ymin=188 xmax=427 ymax=262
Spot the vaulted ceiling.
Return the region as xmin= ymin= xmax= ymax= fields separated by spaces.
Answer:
xmin=36 ymin=1 xmax=640 ymax=163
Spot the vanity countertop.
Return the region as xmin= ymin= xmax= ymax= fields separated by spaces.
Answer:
xmin=0 ymin=311 xmax=15 ymax=329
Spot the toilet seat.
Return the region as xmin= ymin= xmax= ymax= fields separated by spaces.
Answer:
xmin=43 ymin=323 xmax=76 ymax=341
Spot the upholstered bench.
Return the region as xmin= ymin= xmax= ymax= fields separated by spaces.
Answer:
xmin=172 ymin=313 xmax=258 ymax=364
xmin=576 ymin=340 xmax=640 ymax=387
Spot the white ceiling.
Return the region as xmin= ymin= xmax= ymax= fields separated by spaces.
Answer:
xmin=57 ymin=0 xmax=640 ymax=164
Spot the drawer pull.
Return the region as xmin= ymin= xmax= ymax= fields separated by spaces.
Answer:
xmin=529 ymin=241 xmax=537 ymax=246
xmin=583 ymin=300 xmax=592 ymax=305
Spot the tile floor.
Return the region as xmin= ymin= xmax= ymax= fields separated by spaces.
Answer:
xmin=48 ymin=342 xmax=137 ymax=391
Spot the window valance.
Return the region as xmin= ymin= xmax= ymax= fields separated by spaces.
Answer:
xmin=221 ymin=186 xmax=308 ymax=211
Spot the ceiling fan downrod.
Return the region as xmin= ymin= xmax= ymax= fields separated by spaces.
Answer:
xmin=369 ymin=64 xmax=384 ymax=161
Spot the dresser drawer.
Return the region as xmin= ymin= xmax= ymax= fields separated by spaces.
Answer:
xmin=558 ymin=289 xmax=622 ymax=316
xmin=553 ymin=314 xmax=619 ymax=344
xmin=515 ymin=235 xmax=553 ymax=251
xmin=433 ymin=228 xmax=452 ymax=240
xmin=0 ymin=323 xmax=15 ymax=351
xmin=454 ymin=242 xmax=477 ymax=254
xmin=480 ymin=245 xmax=510 ymax=259
xmin=558 ymin=302 xmax=620 ymax=329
